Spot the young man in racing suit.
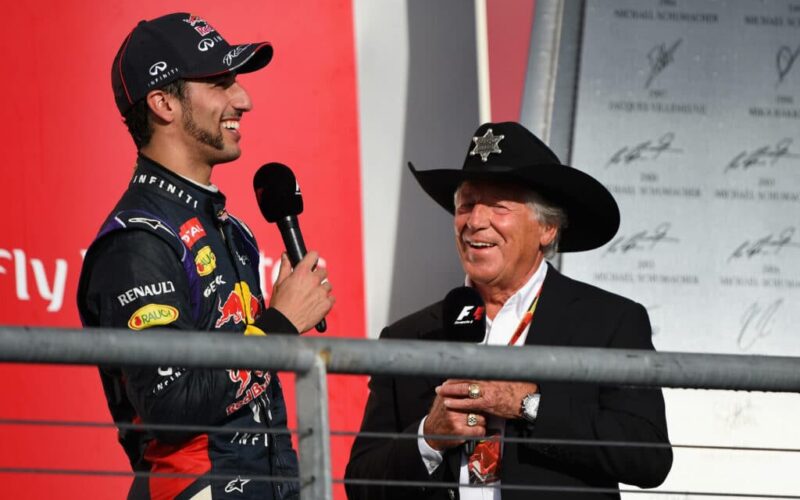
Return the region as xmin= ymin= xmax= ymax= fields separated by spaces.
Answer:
xmin=77 ymin=13 xmax=334 ymax=500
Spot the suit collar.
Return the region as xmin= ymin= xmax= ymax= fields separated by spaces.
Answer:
xmin=131 ymin=154 xmax=227 ymax=216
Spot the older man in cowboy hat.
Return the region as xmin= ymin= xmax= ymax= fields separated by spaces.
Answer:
xmin=345 ymin=122 xmax=672 ymax=499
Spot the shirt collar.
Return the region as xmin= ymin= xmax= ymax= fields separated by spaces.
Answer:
xmin=466 ymin=258 xmax=549 ymax=326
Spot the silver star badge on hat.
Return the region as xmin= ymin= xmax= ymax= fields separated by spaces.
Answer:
xmin=470 ymin=129 xmax=505 ymax=162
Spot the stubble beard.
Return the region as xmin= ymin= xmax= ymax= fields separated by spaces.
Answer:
xmin=181 ymin=99 xmax=225 ymax=151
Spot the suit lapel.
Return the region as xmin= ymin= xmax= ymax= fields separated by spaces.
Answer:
xmin=524 ymin=263 xmax=578 ymax=347
xmin=418 ymin=308 xmax=448 ymax=392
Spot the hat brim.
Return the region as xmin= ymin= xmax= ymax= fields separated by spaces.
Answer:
xmin=232 ymin=42 xmax=274 ymax=74
xmin=186 ymin=41 xmax=273 ymax=79
xmin=407 ymin=161 xmax=620 ymax=253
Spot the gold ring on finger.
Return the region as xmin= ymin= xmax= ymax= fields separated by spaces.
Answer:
xmin=468 ymin=383 xmax=481 ymax=399
xmin=466 ymin=413 xmax=479 ymax=427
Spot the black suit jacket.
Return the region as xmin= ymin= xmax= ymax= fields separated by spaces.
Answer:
xmin=345 ymin=265 xmax=672 ymax=499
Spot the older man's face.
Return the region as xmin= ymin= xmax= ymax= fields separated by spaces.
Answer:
xmin=454 ymin=180 xmax=555 ymax=293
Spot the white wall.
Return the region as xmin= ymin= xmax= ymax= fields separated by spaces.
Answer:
xmin=355 ymin=0 xmax=480 ymax=337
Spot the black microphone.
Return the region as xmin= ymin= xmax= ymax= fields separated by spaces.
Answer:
xmin=253 ymin=162 xmax=326 ymax=333
xmin=442 ymin=286 xmax=486 ymax=455
xmin=442 ymin=286 xmax=486 ymax=343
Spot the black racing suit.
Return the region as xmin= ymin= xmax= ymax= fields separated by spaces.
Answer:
xmin=77 ymin=155 xmax=299 ymax=500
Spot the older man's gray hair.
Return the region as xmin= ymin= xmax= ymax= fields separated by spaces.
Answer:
xmin=525 ymin=190 xmax=568 ymax=258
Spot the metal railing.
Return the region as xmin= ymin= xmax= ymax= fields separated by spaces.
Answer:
xmin=2 ymin=326 xmax=800 ymax=499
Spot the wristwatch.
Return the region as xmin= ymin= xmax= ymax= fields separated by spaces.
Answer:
xmin=520 ymin=392 xmax=540 ymax=423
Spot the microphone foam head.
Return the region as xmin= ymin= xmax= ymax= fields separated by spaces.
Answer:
xmin=253 ymin=162 xmax=304 ymax=222
xmin=442 ymin=286 xmax=486 ymax=343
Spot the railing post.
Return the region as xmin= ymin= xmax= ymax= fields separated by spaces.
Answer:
xmin=295 ymin=352 xmax=332 ymax=500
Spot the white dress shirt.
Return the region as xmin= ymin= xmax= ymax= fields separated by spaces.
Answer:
xmin=417 ymin=260 xmax=548 ymax=499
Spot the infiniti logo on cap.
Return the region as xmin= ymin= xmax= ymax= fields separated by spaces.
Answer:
xmin=149 ymin=61 xmax=168 ymax=76
xmin=198 ymin=38 xmax=215 ymax=52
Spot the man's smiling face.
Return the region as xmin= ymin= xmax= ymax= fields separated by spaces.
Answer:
xmin=177 ymin=73 xmax=253 ymax=166
xmin=454 ymin=180 xmax=555 ymax=294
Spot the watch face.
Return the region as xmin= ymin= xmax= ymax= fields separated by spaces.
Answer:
xmin=523 ymin=393 xmax=540 ymax=421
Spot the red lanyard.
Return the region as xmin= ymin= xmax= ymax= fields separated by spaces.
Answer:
xmin=506 ymin=285 xmax=543 ymax=346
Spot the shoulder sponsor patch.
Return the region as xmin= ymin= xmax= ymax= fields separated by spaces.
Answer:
xmin=195 ymin=245 xmax=217 ymax=276
xmin=128 ymin=304 xmax=179 ymax=330
xmin=117 ymin=281 xmax=176 ymax=307
xmin=203 ymin=275 xmax=227 ymax=298
xmin=180 ymin=217 xmax=207 ymax=248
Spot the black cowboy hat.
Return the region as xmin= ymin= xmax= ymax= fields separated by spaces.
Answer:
xmin=408 ymin=121 xmax=620 ymax=252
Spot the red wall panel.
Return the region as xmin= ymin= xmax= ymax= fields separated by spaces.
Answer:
xmin=487 ymin=0 xmax=536 ymax=122
xmin=0 ymin=2 xmax=366 ymax=498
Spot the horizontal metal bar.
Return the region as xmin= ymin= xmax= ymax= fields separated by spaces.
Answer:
xmin=331 ymin=430 xmax=800 ymax=454
xmin=1 ymin=326 xmax=800 ymax=392
xmin=2 ymin=467 xmax=796 ymax=499
xmin=338 ymin=478 xmax=800 ymax=499
xmin=3 ymin=417 xmax=798 ymax=454
xmin=0 ymin=418 xmax=300 ymax=437
xmin=0 ymin=467 xmax=303 ymax=485
xmin=0 ymin=326 xmax=317 ymax=372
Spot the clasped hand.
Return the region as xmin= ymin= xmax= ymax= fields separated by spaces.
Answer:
xmin=423 ymin=379 xmax=538 ymax=451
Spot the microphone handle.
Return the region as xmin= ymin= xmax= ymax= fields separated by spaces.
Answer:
xmin=278 ymin=216 xmax=307 ymax=266
xmin=277 ymin=216 xmax=327 ymax=333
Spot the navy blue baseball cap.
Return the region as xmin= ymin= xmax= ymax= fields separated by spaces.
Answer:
xmin=112 ymin=12 xmax=273 ymax=115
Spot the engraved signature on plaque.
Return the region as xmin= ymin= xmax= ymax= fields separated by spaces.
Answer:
xmin=738 ymin=298 xmax=783 ymax=351
xmin=606 ymin=132 xmax=683 ymax=167
xmin=725 ymin=138 xmax=800 ymax=173
xmin=776 ymin=44 xmax=800 ymax=86
xmin=604 ymin=222 xmax=679 ymax=255
xmin=646 ymin=39 xmax=682 ymax=89
xmin=728 ymin=227 xmax=800 ymax=261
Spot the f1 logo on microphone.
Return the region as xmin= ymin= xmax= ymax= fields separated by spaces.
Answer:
xmin=454 ymin=305 xmax=485 ymax=325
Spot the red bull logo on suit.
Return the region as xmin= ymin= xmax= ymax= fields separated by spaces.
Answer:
xmin=215 ymin=281 xmax=262 ymax=328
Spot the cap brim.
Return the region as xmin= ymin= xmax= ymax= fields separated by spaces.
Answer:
xmin=185 ymin=41 xmax=273 ymax=79
xmin=407 ymin=161 xmax=620 ymax=253
xmin=231 ymin=42 xmax=273 ymax=74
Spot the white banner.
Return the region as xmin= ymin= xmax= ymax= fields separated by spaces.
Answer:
xmin=560 ymin=0 xmax=800 ymax=496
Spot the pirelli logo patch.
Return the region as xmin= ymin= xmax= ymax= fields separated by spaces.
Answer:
xmin=128 ymin=304 xmax=179 ymax=330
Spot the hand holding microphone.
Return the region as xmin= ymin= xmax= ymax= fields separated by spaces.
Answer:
xmin=253 ymin=163 xmax=333 ymax=333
